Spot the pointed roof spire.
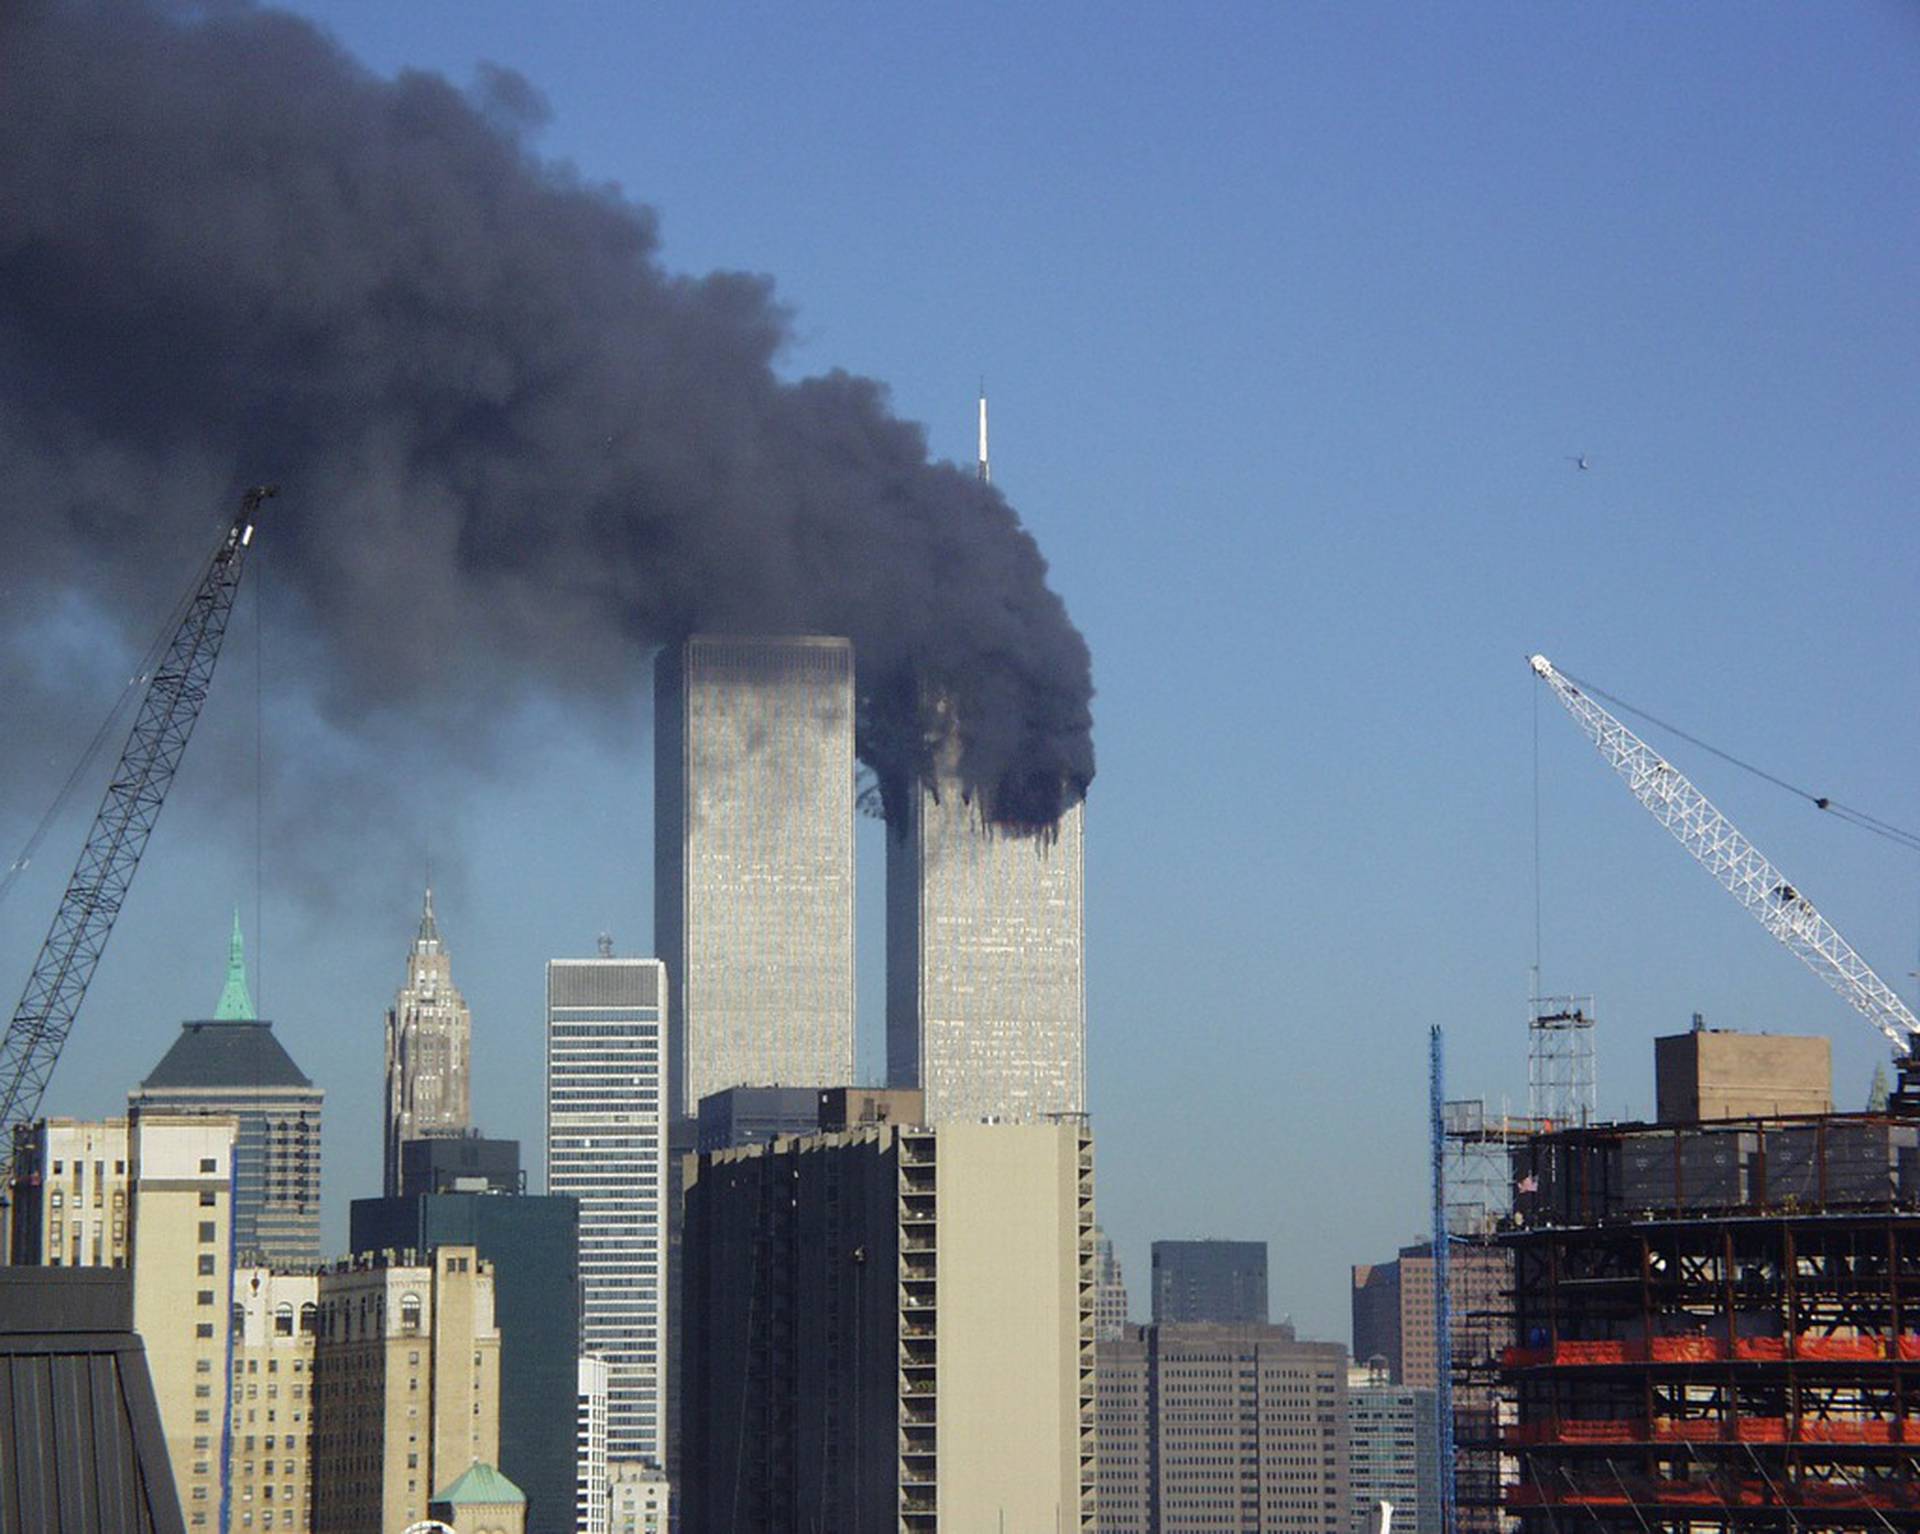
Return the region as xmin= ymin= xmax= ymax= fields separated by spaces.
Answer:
xmin=418 ymin=885 xmax=440 ymax=949
xmin=215 ymin=908 xmax=255 ymax=1020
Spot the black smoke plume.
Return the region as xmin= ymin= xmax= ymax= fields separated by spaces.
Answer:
xmin=0 ymin=0 xmax=1093 ymax=832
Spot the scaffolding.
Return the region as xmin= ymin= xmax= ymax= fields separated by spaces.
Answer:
xmin=1528 ymin=997 xmax=1597 ymax=1129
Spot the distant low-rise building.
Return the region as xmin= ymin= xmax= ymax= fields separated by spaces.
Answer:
xmin=1097 ymin=1322 xmax=1349 ymax=1534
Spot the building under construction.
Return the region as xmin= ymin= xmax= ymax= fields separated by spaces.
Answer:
xmin=1472 ymin=1028 xmax=1920 ymax=1532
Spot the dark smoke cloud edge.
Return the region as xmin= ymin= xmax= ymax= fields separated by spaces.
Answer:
xmin=0 ymin=0 xmax=1094 ymax=831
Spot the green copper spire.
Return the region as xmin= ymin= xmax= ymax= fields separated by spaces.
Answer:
xmin=216 ymin=908 xmax=255 ymax=1020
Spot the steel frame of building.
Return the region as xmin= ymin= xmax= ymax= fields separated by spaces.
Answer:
xmin=1468 ymin=1113 xmax=1920 ymax=1532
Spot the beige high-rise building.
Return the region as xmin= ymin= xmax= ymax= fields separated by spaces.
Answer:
xmin=310 ymin=1245 xmax=502 ymax=1534
xmin=230 ymin=1266 xmax=319 ymax=1534
xmin=384 ymin=887 xmax=474 ymax=1195
xmin=9 ymin=1112 xmax=240 ymax=1529
xmin=1096 ymin=1322 xmax=1350 ymax=1534
xmin=7 ymin=1116 xmax=133 ymax=1267
xmin=131 ymin=1111 xmax=241 ymax=1531
xmin=682 ymin=1118 xmax=1096 ymax=1534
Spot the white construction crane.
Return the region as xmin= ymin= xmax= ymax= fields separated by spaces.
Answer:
xmin=1529 ymin=654 xmax=1920 ymax=1056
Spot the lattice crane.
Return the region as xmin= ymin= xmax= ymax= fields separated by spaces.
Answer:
xmin=1530 ymin=654 xmax=1920 ymax=1058
xmin=0 ymin=488 xmax=274 ymax=1147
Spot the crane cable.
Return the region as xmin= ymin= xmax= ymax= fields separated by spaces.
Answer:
xmin=1554 ymin=666 xmax=1920 ymax=857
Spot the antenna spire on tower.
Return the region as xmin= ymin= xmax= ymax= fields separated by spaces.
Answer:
xmin=977 ymin=380 xmax=990 ymax=485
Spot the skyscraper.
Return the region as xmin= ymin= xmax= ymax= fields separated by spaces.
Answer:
xmin=546 ymin=956 xmax=669 ymax=1468
xmin=383 ymin=887 xmax=473 ymax=1195
xmin=1093 ymin=1224 xmax=1131 ymax=1340
xmin=886 ymin=740 xmax=1086 ymax=1123
xmin=127 ymin=919 xmax=323 ymax=1266
xmin=653 ymin=635 xmax=856 ymax=1119
xmin=1151 ymin=1238 xmax=1269 ymax=1325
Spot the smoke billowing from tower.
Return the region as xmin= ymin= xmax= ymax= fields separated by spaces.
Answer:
xmin=0 ymin=1 xmax=1093 ymax=829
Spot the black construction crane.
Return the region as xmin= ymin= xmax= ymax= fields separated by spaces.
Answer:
xmin=0 ymin=486 xmax=275 ymax=1149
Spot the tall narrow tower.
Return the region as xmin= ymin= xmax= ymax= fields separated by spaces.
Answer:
xmin=383 ymin=888 xmax=473 ymax=1195
xmin=886 ymin=404 xmax=1086 ymax=1123
xmin=653 ymin=635 xmax=856 ymax=1121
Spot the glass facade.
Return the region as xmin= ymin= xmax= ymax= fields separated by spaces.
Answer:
xmin=887 ymin=786 xmax=1085 ymax=1123
xmin=654 ymin=636 xmax=856 ymax=1118
xmin=546 ymin=958 xmax=669 ymax=1467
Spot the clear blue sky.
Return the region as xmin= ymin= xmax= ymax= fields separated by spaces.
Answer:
xmin=3 ymin=2 xmax=1916 ymax=1339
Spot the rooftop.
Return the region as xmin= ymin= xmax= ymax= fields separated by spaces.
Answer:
xmin=433 ymin=1460 xmax=525 ymax=1506
xmin=138 ymin=1020 xmax=314 ymax=1092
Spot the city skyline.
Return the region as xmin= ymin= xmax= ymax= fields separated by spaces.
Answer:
xmin=1 ymin=3 xmax=1913 ymax=1343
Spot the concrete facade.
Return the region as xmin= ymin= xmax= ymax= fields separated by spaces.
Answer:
xmin=129 ymin=1113 xmax=239 ymax=1531
xmin=229 ymin=1267 xmax=319 ymax=1534
xmin=682 ymin=1119 xmax=1097 ymax=1534
xmin=8 ymin=1116 xmax=133 ymax=1267
xmin=309 ymin=1245 xmax=501 ymax=1534
xmin=1096 ymin=1322 xmax=1350 ymax=1534
xmin=1654 ymin=1027 xmax=1832 ymax=1122
xmin=608 ymin=1462 xmax=671 ymax=1534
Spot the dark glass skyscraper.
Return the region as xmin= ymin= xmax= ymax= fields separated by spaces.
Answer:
xmin=1150 ymin=1239 xmax=1269 ymax=1326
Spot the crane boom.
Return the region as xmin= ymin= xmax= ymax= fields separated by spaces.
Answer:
xmin=1530 ymin=654 xmax=1920 ymax=1054
xmin=0 ymin=487 xmax=275 ymax=1146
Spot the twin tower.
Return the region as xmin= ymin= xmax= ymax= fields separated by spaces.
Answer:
xmin=655 ymin=635 xmax=1086 ymax=1125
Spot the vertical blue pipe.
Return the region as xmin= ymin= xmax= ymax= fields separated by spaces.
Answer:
xmin=1431 ymin=1024 xmax=1455 ymax=1534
